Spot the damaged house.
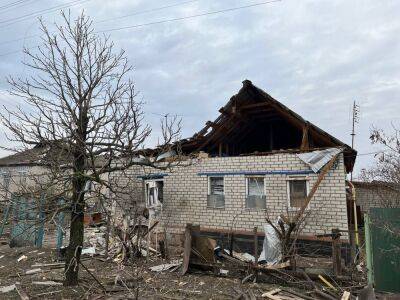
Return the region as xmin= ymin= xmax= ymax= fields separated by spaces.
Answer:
xmin=116 ymin=80 xmax=357 ymax=256
xmin=0 ymin=79 xmax=358 ymax=259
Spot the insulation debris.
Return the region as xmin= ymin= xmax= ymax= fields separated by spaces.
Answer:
xmin=0 ymin=284 xmax=16 ymax=293
xmin=17 ymin=255 xmax=27 ymax=262
xmin=149 ymin=259 xmax=182 ymax=272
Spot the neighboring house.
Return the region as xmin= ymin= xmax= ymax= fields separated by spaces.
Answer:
xmin=116 ymin=80 xmax=357 ymax=250
xmin=352 ymin=181 xmax=400 ymax=216
xmin=0 ymin=146 xmax=48 ymax=205
xmin=0 ymin=144 xmax=105 ymax=221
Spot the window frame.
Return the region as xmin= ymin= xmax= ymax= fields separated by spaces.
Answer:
xmin=286 ymin=176 xmax=310 ymax=210
xmin=207 ymin=176 xmax=225 ymax=209
xmin=144 ymin=179 xmax=164 ymax=208
xmin=17 ymin=170 xmax=27 ymax=186
xmin=245 ymin=176 xmax=266 ymax=209
xmin=1 ymin=172 xmax=11 ymax=189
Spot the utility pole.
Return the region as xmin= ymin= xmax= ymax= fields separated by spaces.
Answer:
xmin=349 ymin=101 xmax=360 ymax=264
xmin=350 ymin=101 xmax=360 ymax=181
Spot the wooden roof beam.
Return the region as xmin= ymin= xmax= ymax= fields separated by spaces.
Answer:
xmin=239 ymin=102 xmax=271 ymax=110
xmin=300 ymin=122 xmax=310 ymax=151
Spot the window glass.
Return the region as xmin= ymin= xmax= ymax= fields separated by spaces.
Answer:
xmin=149 ymin=187 xmax=155 ymax=206
xmin=156 ymin=181 xmax=164 ymax=203
xmin=145 ymin=180 xmax=164 ymax=207
xmin=247 ymin=177 xmax=264 ymax=196
xmin=208 ymin=177 xmax=225 ymax=208
xmin=289 ymin=180 xmax=307 ymax=208
xmin=210 ymin=177 xmax=224 ymax=195
xmin=246 ymin=177 xmax=266 ymax=209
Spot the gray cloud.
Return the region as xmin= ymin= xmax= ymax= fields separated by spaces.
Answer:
xmin=0 ymin=0 xmax=399 ymax=176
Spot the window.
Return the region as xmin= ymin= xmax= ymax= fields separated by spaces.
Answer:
xmin=246 ymin=177 xmax=266 ymax=209
xmin=85 ymin=180 xmax=94 ymax=192
xmin=207 ymin=177 xmax=224 ymax=208
xmin=1 ymin=173 xmax=10 ymax=190
xmin=287 ymin=178 xmax=309 ymax=208
xmin=145 ymin=180 xmax=164 ymax=208
xmin=18 ymin=171 xmax=27 ymax=186
xmin=156 ymin=181 xmax=164 ymax=204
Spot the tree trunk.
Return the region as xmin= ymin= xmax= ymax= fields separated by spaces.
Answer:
xmin=64 ymin=145 xmax=87 ymax=286
xmin=64 ymin=186 xmax=85 ymax=286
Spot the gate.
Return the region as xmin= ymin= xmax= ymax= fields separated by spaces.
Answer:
xmin=0 ymin=194 xmax=69 ymax=249
xmin=365 ymin=208 xmax=400 ymax=293
xmin=9 ymin=194 xmax=45 ymax=247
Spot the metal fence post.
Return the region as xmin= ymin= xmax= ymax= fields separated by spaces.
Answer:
xmin=364 ymin=213 xmax=374 ymax=285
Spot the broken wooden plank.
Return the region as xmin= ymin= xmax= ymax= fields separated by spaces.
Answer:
xmin=25 ymin=268 xmax=42 ymax=275
xmin=300 ymin=122 xmax=310 ymax=150
xmin=31 ymin=262 xmax=64 ymax=268
xmin=332 ymin=228 xmax=342 ymax=276
xmin=318 ymin=275 xmax=337 ymax=291
xmin=32 ymin=281 xmax=63 ymax=286
xmin=262 ymin=288 xmax=282 ymax=299
xmin=341 ymin=291 xmax=350 ymax=300
xmin=181 ymin=223 xmax=193 ymax=275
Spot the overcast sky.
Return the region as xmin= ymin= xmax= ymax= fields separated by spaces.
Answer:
xmin=0 ymin=0 xmax=399 ymax=176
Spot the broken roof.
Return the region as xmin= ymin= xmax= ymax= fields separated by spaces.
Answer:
xmin=180 ymin=80 xmax=356 ymax=173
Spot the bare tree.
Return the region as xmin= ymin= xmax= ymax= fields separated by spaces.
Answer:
xmin=359 ymin=126 xmax=400 ymax=207
xmin=0 ymin=12 xmax=182 ymax=286
xmin=358 ymin=127 xmax=400 ymax=257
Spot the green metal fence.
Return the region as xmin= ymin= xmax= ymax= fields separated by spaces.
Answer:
xmin=1 ymin=194 xmax=67 ymax=250
xmin=365 ymin=208 xmax=400 ymax=293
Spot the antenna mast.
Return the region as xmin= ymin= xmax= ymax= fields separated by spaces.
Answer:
xmin=350 ymin=101 xmax=359 ymax=181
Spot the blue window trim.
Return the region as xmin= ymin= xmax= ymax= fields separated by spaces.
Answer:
xmin=197 ymin=170 xmax=314 ymax=176
xmin=137 ymin=173 xmax=168 ymax=180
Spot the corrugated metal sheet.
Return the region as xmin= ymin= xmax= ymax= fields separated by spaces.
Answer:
xmin=296 ymin=148 xmax=342 ymax=173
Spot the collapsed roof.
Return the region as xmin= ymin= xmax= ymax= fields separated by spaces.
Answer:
xmin=180 ymin=80 xmax=356 ymax=173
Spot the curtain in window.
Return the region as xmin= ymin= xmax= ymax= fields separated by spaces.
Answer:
xmin=210 ymin=177 xmax=224 ymax=195
xmin=289 ymin=180 xmax=307 ymax=208
xmin=248 ymin=177 xmax=264 ymax=195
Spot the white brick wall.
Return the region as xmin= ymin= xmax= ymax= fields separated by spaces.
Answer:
xmin=113 ymin=153 xmax=349 ymax=238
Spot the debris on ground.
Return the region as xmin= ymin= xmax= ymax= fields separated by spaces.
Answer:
xmin=17 ymin=255 xmax=27 ymax=262
xmin=32 ymin=281 xmax=63 ymax=286
xmin=0 ymin=219 xmax=397 ymax=299
xmin=149 ymin=259 xmax=182 ymax=272
xmin=0 ymin=284 xmax=16 ymax=293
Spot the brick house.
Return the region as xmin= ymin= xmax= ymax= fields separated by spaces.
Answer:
xmin=347 ymin=181 xmax=400 ymax=227
xmin=118 ymin=80 xmax=357 ymax=251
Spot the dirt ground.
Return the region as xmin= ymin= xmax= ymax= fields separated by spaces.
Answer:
xmin=0 ymin=240 xmax=287 ymax=300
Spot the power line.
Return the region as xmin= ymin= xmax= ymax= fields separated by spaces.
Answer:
xmin=96 ymin=0 xmax=199 ymax=25
xmin=101 ymin=0 xmax=281 ymax=34
xmin=0 ymin=0 xmax=32 ymax=10
xmin=0 ymin=0 xmax=281 ymax=57
xmin=357 ymin=150 xmax=387 ymax=157
xmin=0 ymin=0 xmax=200 ymax=46
xmin=0 ymin=0 xmax=91 ymax=29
